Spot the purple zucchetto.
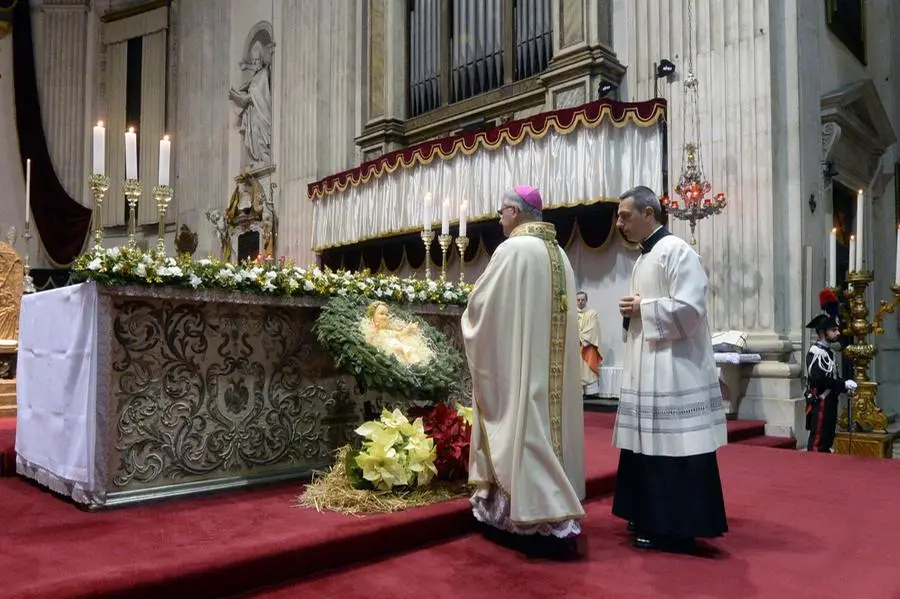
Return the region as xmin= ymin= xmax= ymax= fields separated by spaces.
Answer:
xmin=513 ymin=185 xmax=543 ymax=211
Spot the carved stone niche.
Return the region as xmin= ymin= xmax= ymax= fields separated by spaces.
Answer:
xmin=222 ymin=172 xmax=278 ymax=263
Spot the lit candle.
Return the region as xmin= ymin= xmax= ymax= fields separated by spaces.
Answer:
xmin=92 ymin=121 xmax=106 ymax=176
xmin=441 ymin=198 xmax=450 ymax=236
xmin=894 ymin=224 xmax=900 ymax=285
xmin=459 ymin=200 xmax=469 ymax=238
xmin=24 ymin=158 xmax=31 ymax=225
xmin=125 ymin=127 xmax=138 ymax=180
xmin=829 ymin=227 xmax=837 ymax=288
xmin=849 ymin=235 xmax=857 ymax=274
xmin=422 ymin=192 xmax=433 ymax=231
xmin=855 ymin=189 xmax=864 ymax=271
xmin=158 ymin=135 xmax=171 ymax=186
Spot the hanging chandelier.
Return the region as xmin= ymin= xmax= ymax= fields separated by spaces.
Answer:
xmin=660 ymin=0 xmax=727 ymax=246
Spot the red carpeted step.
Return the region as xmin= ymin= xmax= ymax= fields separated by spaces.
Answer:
xmin=735 ymin=435 xmax=796 ymax=449
xmin=0 ymin=417 xmax=15 ymax=477
xmin=724 ymin=419 xmax=767 ymax=443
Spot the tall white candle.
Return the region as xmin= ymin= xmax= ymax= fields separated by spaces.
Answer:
xmin=422 ymin=192 xmax=433 ymax=230
xmin=125 ymin=127 xmax=138 ymax=180
xmin=92 ymin=121 xmax=106 ymax=176
xmin=441 ymin=199 xmax=450 ymax=236
xmin=24 ymin=158 xmax=31 ymax=225
xmin=828 ymin=228 xmax=837 ymax=288
xmin=849 ymin=235 xmax=857 ymax=274
xmin=856 ymin=189 xmax=864 ymax=271
xmin=894 ymin=224 xmax=900 ymax=285
xmin=158 ymin=135 xmax=171 ymax=186
xmin=459 ymin=201 xmax=469 ymax=237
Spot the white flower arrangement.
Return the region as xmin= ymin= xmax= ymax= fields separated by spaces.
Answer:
xmin=72 ymin=246 xmax=472 ymax=306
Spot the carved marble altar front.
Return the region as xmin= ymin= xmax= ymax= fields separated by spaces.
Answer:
xmin=18 ymin=283 xmax=465 ymax=507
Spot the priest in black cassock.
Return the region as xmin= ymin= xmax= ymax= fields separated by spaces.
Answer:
xmin=612 ymin=185 xmax=728 ymax=552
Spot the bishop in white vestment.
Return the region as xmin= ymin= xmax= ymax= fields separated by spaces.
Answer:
xmin=462 ymin=186 xmax=586 ymax=559
xmin=612 ymin=186 xmax=728 ymax=551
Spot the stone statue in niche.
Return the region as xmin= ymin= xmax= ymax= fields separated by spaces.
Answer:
xmin=228 ymin=22 xmax=275 ymax=171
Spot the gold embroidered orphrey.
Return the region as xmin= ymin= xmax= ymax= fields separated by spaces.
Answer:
xmin=510 ymin=222 xmax=566 ymax=464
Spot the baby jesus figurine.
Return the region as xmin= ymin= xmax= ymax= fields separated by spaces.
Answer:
xmin=360 ymin=301 xmax=435 ymax=366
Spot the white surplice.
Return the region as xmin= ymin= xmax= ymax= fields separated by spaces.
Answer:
xmin=462 ymin=222 xmax=586 ymax=537
xmin=613 ymin=234 xmax=727 ymax=457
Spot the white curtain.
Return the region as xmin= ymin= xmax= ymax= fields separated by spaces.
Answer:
xmin=312 ymin=116 xmax=663 ymax=250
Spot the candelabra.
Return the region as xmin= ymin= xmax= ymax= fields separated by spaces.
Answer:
xmin=455 ymin=235 xmax=469 ymax=283
xmin=835 ymin=270 xmax=900 ymax=433
xmin=123 ymin=179 xmax=143 ymax=249
xmin=22 ymin=220 xmax=35 ymax=294
xmin=420 ymin=228 xmax=435 ymax=280
xmin=438 ymin=233 xmax=452 ymax=281
xmin=153 ymin=185 xmax=173 ymax=255
xmin=88 ymin=174 xmax=110 ymax=249
xmin=661 ymin=143 xmax=728 ymax=246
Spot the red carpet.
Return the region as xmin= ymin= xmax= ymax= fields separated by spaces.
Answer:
xmin=242 ymin=447 xmax=900 ymax=599
xmin=0 ymin=412 xmax=800 ymax=598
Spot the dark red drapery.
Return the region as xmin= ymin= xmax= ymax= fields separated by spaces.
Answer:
xmin=12 ymin=0 xmax=91 ymax=265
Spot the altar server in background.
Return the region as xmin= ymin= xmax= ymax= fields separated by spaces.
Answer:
xmin=612 ymin=185 xmax=728 ymax=552
xmin=461 ymin=185 xmax=586 ymax=560
xmin=804 ymin=290 xmax=857 ymax=453
xmin=576 ymin=291 xmax=603 ymax=398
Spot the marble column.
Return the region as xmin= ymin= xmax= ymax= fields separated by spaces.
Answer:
xmin=544 ymin=0 xmax=623 ymax=110
xmin=278 ymin=0 xmax=321 ymax=267
xmin=32 ymin=0 xmax=92 ymax=207
xmin=358 ymin=0 xmax=406 ymax=158
xmin=612 ymin=0 xmax=805 ymax=439
xmin=172 ymin=0 xmax=232 ymax=258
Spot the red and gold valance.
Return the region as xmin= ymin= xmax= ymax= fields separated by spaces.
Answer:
xmin=308 ymin=99 xmax=665 ymax=200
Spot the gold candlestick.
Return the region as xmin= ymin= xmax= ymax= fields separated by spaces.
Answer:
xmin=123 ymin=179 xmax=143 ymax=249
xmin=456 ymin=235 xmax=469 ymax=283
xmin=438 ymin=233 xmax=452 ymax=281
xmin=420 ymin=228 xmax=435 ymax=280
xmin=835 ymin=270 xmax=900 ymax=433
xmin=22 ymin=220 xmax=35 ymax=294
xmin=153 ymin=185 xmax=173 ymax=255
xmin=89 ymin=174 xmax=110 ymax=249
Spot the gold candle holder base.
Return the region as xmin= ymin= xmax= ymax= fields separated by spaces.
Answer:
xmin=420 ymin=228 xmax=435 ymax=280
xmin=123 ymin=179 xmax=143 ymax=249
xmin=438 ymin=233 xmax=452 ymax=281
xmin=153 ymin=185 xmax=173 ymax=255
xmin=89 ymin=174 xmax=110 ymax=250
xmin=835 ymin=271 xmax=899 ymax=433
xmin=455 ymin=235 xmax=469 ymax=283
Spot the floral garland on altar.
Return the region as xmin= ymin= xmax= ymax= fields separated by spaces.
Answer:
xmin=71 ymin=246 xmax=472 ymax=306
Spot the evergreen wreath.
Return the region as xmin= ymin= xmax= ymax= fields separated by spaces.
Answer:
xmin=314 ymin=296 xmax=463 ymax=404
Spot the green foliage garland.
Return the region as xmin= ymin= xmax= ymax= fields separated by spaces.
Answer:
xmin=314 ymin=296 xmax=462 ymax=404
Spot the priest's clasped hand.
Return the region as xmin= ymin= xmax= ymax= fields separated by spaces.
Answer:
xmin=619 ymin=294 xmax=642 ymax=317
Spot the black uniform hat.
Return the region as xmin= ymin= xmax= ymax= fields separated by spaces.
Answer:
xmin=805 ymin=313 xmax=839 ymax=331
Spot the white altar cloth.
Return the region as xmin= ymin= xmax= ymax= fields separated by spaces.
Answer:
xmin=16 ymin=282 xmax=99 ymax=502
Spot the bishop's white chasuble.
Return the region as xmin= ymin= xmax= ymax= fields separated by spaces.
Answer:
xmin=462 ymin=222 xmax=586 ymax=536
xmin=613 ymin=233 xmax=727 ymax=457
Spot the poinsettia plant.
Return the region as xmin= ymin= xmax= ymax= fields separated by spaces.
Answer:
xmin=409 ymin=402 xmax=473 ymax=481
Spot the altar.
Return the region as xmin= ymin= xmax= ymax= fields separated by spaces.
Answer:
xmin=15 ymin=282 xmax=465 ymax=508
